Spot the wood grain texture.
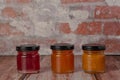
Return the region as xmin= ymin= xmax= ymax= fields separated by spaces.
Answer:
xmin=0 ymin=56 xmax=22 ymax=80
xmin=0 ymin=56 xmax=46 ymax=80
xmin=95 ymin=56 xmax=120 ymax=80
xmin=0 ymin=56 xmax=120 ymax=80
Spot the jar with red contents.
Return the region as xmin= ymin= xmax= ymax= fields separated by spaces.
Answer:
xmin=16 ymin=44 xmax=40 ymax=73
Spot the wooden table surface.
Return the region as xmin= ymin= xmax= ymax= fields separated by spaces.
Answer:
xmin=0 ymin=56 xmax=120 ymax=80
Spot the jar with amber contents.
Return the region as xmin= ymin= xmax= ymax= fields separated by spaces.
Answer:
xmin=51 ymin=43 xmax=74 ymax=74
xmin=82 ymin=44 xmax=106 ymax=73
xmin=16 ymin=44 xmax=40 ymax=73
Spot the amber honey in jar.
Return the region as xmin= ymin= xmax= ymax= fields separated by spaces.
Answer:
xmin=82 ymin=44 xmax=106 ymax=73
xmin=50 ymin=43 xmax=74 ymax=74
xmin=16 ymin=44 xmax=40 ymax=73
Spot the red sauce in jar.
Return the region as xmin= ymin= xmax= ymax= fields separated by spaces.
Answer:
xmin=16 ymin=44 xmax=40 ymax=73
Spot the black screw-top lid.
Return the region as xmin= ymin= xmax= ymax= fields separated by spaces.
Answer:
xmin=16 ymin=44 xmax=40 ymax=51
xmin=50 ymin=43 xmax=74 ymax=50
xmin=82 ymin=43 xmax=106 ymax=51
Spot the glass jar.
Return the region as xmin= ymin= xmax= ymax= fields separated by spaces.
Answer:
xmin=16 ymin=44 xmax=40 ymax=73
xmin=82 ymin=44 xmax=106 ymax=73
xmin=51 ymin=43 xmax=74 ymax=74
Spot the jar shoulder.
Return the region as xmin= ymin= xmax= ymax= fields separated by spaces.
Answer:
xmin=51 ymin=53 xmax=74 ymax=57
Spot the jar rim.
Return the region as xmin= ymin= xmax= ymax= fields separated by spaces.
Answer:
xmin=16 ymin=44 xmax=40 ymax=51
xmin=82 ymin=43 xmax=106 ymax=51
xmin=51 ymin=43 xmax=74 ymax=50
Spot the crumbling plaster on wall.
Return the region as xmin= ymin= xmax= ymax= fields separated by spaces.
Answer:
xmin=8 ymin=0 xmax=89 ymax=37
xmin=105 ymin=0 xmax=120 ymax=6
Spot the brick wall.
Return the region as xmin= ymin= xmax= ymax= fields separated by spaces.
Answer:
xmin=0 ymin=0 xmax=120 ymax=55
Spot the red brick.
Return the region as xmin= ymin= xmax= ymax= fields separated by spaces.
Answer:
xmin=0 ymin=23 xmax=24 ymax=36
xmin=74 ymin=22 xmax=88 ymax=35
xmin=17 ymin=0 xmax=31 ymax=3
xmin=0 ymin=23 xmax=11 ymax=36
xmin=95 ymin=6 xmax=120 ymax=19
xmin=74 ymin=22 xmax=102 ymax=35
xmin=6 ymin=0 xmax=31 ymax=3
xmin=58 ymin=23 xmax=71 ymax=34
xmin=103 ymin=22 xmax=120 ymax=35
xmin=10 ymin=29 xmax=24 ymax=36
xmin=89 ymin=22 xmax=102 ymax=34
xmin=99 ymin=38 xmax=120 ymax=53
xmin=61 ymin=0 xmax=104 ymax=4
xmin=6 ymin=0 xmax=11 ymax=3
xmin=2 ymin=7 xmax=18 ymax=18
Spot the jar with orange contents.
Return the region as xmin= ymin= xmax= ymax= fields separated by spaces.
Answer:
xmin=50 ymin=43 xmax=74 ymax=74
xmin=82 ymin=44 xmax=106 ymax=73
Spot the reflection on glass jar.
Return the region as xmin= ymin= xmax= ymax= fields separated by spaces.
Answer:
xmin=82 ymin=44 xmax=106 ymax=73
xmin=51 ymin=43 xmax=74 ymax=74
xmin=16 ymin=44 xmax=40 ymax=73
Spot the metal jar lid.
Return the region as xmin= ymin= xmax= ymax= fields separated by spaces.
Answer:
xmin=16 ymin=44 xmax=40 ymax=51
xmin=82 ymin=43 xmax=106 ymax=51
xmin=51 ymin=43 xmax=74 ymax=50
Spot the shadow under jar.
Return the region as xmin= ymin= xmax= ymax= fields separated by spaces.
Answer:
xmin=16 ymin=44 xmax=40 ymax=73
xmin=82 ymin=44 xmax=106 ymax=74
xmin=51 ymin=43 xmax=74 ymax=74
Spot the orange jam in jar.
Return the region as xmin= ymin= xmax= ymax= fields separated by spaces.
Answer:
xmin=82 ymin=44 xmax=106 ymax=73
xmin=50 ymin=43 xmax=74 ymax=74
